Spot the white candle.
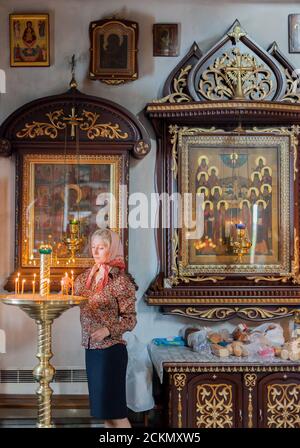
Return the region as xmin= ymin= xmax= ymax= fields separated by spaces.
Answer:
xmin=21 ymin=279 xmax=26 ymax=295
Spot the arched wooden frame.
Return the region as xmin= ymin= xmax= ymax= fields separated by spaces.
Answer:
xmin=145 ymin=20 xmax=300 ymax=321
xmin=0 ymin=85 xmax=150 ymax=291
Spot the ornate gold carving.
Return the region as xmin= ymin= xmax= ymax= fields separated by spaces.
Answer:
xmin=148 ymin=297 xmax=300 ymax=306
xmin=16 ymin=109 xmax=129 ymax=140
xmin=154 ymin=65 xmax=193 ymax=104
xmin=282 ymin=69 xmax=300 ymax=104
xmin=244 ymin=374 xmax=257 ymax=428
xmin=102 ymin=80 xmax=126 ymax=85
xmin=267 ymin=384 xmax=300 ymax=428
xmin=147 ymin=100 xmax=300 ymax=113
xmin=135 ymin=140 xmax=150 ymax=155
xmin=79 ymin=110 xmax=128 ymax=140
xmin=196 ymin=384 xmax=233 ymax=428
xmin=198 ymin=48 xmax=273 ymax=101
xmin=16 ymin=110 xmax=66 ymax=139
xmin=173 ymin=373 xmax=186 ymax=428
xmin=169 ymin=125 xmax=179 ymax=179
xmin=170 ymin=306 xmax=293 ymax=321
xmin=227 ymin=24 xmax=247 ymax=44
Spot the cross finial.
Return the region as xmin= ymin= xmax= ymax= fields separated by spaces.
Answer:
xmin=69 ymin=54 xmax=78 ymax=89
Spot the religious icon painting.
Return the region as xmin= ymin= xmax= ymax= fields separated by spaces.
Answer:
xmin=174 ymin=128 xmax=294 ymax=277
xmin=289 ymin=14 xmax=300 ymax=53
xmin=153 ymin=23 xmax=179 ymax=56
xmin=9 ymin=13 xmax=50 ymax=66
xmin=89 ymin=18 xmax=138 ymax=84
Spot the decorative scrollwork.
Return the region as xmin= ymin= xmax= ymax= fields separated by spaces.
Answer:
xmin=281 ymin=69 xmax=300 ymax=103
xmin=155 ymin=65 xmax=193 ymax=103
xmin=16 ymin=109 xmax=129 ymax=140
xmin=80 ymin=110 xmax=128 ymax=140
xmin=198 ymin=47 xmax=273 ymax=101
xmin=170 ymin=306 xmax=293 ymax=321
xmin=173 ymin=373 xmax=186 ymax=428
xmin=16 ymin=110 xmax=66 ymax=139
xmin=244 ymin=374 xmax=257 ymax=428
xmin=196 ymin=384 xmax=233 ymax=428
xmin=267 ymin=384 xmax=300 ymax=428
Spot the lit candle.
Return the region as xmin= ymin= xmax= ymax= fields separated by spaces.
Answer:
xmin=61 ymin=279 xmax=64 ymax=295
xmin=71 ymin=270 xmax=74 ymax=296
xmin=17 ymin=272 xmax=20 ymax=294
xmin=47 ymin=278 xmax=50 ymax=294
xmin=32 ymin=280 xmax=36 ymax=295
xmin=15 ymin=278 xmax=18 ymax=295
xmin=21 ymin=279 xmax=26 ymax=295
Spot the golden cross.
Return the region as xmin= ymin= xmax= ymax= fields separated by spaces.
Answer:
xmin=224 ymin=49 xmax=256 ymax=100
xmin=63 ymin=107 xmax=83 ymax=138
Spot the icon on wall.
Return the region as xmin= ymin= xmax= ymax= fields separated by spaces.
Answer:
xmin=289 ymin=14 xmax=300 ymax=53
xmin=9 ymin=13 xmax=50 ymax=67
xmin=89 ymin=18 xmax=138 ymax=85
xmin=153 ymin=23 xmax=179 ymax=57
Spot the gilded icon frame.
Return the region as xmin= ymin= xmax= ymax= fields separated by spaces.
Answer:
xmin=9 ymin=13 xmax=50 ymax=67
xmin=169 ymin=127 xmax=298 ymax=281
xmin=21 ymin=153 xmax=123 ymax=268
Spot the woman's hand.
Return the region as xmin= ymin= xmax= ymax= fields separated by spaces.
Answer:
xmin=90 ymin=327 xmax=110 ymax=343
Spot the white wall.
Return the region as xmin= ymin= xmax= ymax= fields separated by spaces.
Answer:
xmin=0 ymin=0 xmax=299 ymax=393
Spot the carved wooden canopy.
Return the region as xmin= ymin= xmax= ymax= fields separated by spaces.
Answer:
xmin=145 ymin=20 xmax=300 ymax=321
xmin=0 ymin=84 xmax=150 ymax=292
xmin=0 ymin=85 xmax=150 ymax=158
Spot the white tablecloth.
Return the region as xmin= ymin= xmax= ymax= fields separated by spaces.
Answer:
xmin=147 ymin=341 xmax=300 ymax=383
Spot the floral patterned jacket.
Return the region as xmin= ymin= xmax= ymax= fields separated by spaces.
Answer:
xmin=74 ymin=267 xmax=137 ymax=349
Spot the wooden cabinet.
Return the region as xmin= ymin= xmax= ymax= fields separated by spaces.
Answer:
xmin=257 ymin=373 xmax=300 ymax=428
xmin=162 ymin=366 xmax=300 ymax=428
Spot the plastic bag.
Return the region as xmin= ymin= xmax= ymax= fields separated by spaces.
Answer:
xmin=250 ymin=323 xmax=284 ymax=347
xmin=125 ymin=333 xmax=155 ymax=412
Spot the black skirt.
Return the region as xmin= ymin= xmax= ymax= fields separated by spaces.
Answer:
xmin=85 ymin=343 xmax=128 ymax=420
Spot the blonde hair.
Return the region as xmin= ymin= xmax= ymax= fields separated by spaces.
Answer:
xmin=90 ymin=228 xmax=112 ymax=253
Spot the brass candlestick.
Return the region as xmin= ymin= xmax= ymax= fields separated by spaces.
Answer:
xmin=63 ymin=219 xmax=84 ymax=261
xmin=230 ymin=223 xmax=252 ymax=262
xmin=0 ymin=246 xmax=87 ymax=428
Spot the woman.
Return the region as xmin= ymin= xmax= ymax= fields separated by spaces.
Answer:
xmin=69 ymin=228 xmax=137 ymax=428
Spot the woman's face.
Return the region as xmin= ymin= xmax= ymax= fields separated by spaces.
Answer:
xmin=91 ymin=236 xmax=110 ymax=264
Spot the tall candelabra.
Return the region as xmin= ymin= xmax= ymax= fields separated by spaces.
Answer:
xmin=0 ymin=246 xmax=87 ymax=428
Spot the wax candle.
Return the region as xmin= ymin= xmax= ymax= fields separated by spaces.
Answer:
xmin=61 ymin=279 xmax=64 ymax=295
xmin=21 ymin=279 xmax=26 ymax=294
xmin=15 ymin=278 xmax=18 ymax=295
xmin=32 ymin=280 xmax=36 ymax=295
xmin=17 ymin=272 xmax=20 ymax=294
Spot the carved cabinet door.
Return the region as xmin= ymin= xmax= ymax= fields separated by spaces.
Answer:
xmin=186 ymin=373 xmax=243 ymax=428
xmin=257 ymin=372 xmax=300 ymax=428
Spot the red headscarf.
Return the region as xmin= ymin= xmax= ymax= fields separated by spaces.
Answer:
xmin=86 ymin=229 xmax=126 ymax=292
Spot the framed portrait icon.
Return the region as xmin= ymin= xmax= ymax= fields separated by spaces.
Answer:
xmin=153 ymin=23 xmax=179 ymax=56
xmin=10 ymin=13 xmax=50 ymax=66
xmin=289 ymin=14 xmax=300 ymax=53
xmin=89 ymin=18 xmax=138 ymax=84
